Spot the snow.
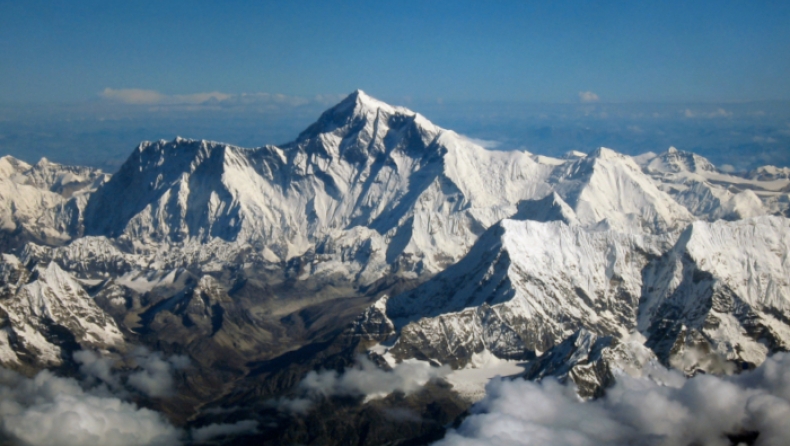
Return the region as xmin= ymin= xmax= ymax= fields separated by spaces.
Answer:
xmin=116 ymin=269 xmax=181 ymax=293
xmin=445 ymin=350 xmax=528 ymax=402
xmin=387 ymin=216 xmax=790 ymax=376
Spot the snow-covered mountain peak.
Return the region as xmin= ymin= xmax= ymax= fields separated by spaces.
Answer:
xmin=348 ymin=89 xmax=399 ymax=114
xmin=563 ymin=150 xmax=587 ymax=159
xmin=0 ymin=155 xmax=31 ymax=179
xmin=587 ymin=146 xmax=621 ymax=160
xmin=748 ymin=165 xmax=790 ymax=181
xmin=645 ymin=146 xmax=718 ymax=175
xmin=549 ymin=145 xmax=694 ymax=233
xmin=294 ymin=90 xmax=424 ymax=145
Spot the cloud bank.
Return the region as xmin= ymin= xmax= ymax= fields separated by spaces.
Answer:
xmin=271 ymin=356 xmax=450 ymax=414
xmin=0 ymin=368 xmax=182 ymax=446
xmin=436 ymin=353 xmax=790 ymax=446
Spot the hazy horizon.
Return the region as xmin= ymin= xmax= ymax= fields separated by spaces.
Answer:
xmin=2 ymin=93 xmax=789 ymax=172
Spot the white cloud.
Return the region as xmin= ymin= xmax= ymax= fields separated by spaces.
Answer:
xmin=190 ymin=420 xmax=258 ymax=443
xmin=271 ymin=356 xmax=449 ymax=414
xmin=578 ymin=91 xmax=600 ymax=103
xmin=74 ymin=348 xmax=189 ymax=398
xmin=126 ymin=347 xmax=190 ymax=398
xmin=461 ymin=136 xmax=502 ymax=149
xmin=435 ymin=353 xmax=790 ymax=446
xmin=100 ymin=88 xmax=165 ymax=104
xmin=720 ymin=164 xmax=736 ymax=173
xmin=101 ymin=88 xmax=230 ymax=105
xmin=100 ymin=88 xmax=345 ymax=108
xmin=299 ymin=357 xmax=449 ymax=400
xmin=74 ymin=349 xmax=123 ymax=391
xmin=683 ymin=108 xmax=733 ymax=119
xmin=0 ymin=368 xmax=182 ymax=446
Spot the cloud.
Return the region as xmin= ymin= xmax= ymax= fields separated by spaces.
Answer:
xmin=190 ymin=420 xmax=258 ymax=443
xmin=0 ymin=367 xmax=182 ymax=446
xmin=74 ymin=347 xmax=189 ymax=398
xmin=100 ymin=88 xmax=166 ymax=104
xmin=683 ymin=108 xmax=733 ymax=118
xmin=101 ymin=88 xmax=230 ymax=105
xmin=578 ymin=91 xmax=600 ymax=103
xmin=100 ymin=88 xmax=345 ymax=108
xmin=460 ymin=136 xmax=502 ymax=149
xmin=720 ymin=164 xmax=736 ymax=173
xmin=73 ymin=349 xmax=123 ymax=391
xmin=126 ymin=347 xmax=190 ymax=398
xmin=435 ymin=353 xmax=790 ymax=446
xmin=271 ymin=356 xmax=450 ymax=414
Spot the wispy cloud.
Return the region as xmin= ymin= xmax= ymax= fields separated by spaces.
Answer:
xmin=270 ymin=356 xmax=450 ymax=414
xmin=101 ymin=88 xmax=167 ymax=104
xmin=190 ymin=420 xmax=259 ymax=443
xmin=101 ymin=88 xmax=231 ymax=105
xmin=683 ymin=107 xmax=733 ymax=118
xmin=578 ymin=91 xmax=600 ymax=103
xmin=100 ymin=88 xmax=343 ymax=108
xmin=461 ymin=135 xmax=502 ymax=149
xmin=75 ymin=347 xmax=190 ymax=398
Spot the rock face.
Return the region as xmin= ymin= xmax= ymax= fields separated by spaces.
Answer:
xmin=522 ymin=329 xmax=658 ymax=398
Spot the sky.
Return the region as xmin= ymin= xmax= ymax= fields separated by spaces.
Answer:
xmin=0 ymin=1 xmax=789 ymax=169
xmin=2 ymin=0 xmax=789 ymax=104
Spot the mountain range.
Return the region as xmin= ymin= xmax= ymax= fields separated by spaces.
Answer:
xmin=1 ymin=90 xmax=789 ymax=445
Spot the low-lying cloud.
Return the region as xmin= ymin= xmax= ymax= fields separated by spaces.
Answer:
xmin=271 ymin=356 xmax=450 ymax=414
xmin=436 ymin=353 xmax=790 ymax=446
xmin=190 ymin=420 xmax=259 ymax=443
xmin=0 ymin=368 xmax=182 ymax=446
xmin=75 ymin=347 xmax=189 ymax=398
xmin=127 ymin=347 xmax=190 ymax=398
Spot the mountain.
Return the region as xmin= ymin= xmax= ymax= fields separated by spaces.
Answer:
xmin=81 ymin=91 xmax=554 ymax=279
xmin=747 ymin=165 xmax=790 ymax=181
xmin=370 ymin=215 xmax=790 ymax=395
xmin=0 ymin=256 xmax=123 ymax=368
xmin=0 ymin=156 xmax=108 ymax=251
xmin=640 ymin=147 xmax=789 ymax=220
xmin=381 ymin=218 xmax=676 ymax=368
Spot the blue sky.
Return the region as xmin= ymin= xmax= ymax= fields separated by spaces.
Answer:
xmin=2 ymin=0 xmax=789 ymax=104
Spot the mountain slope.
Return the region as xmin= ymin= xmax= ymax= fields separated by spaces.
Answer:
xmin=0 ymin=257 xmax=123 ymax=367
xmin=379 ymin=216 xmax=790 ymax=378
